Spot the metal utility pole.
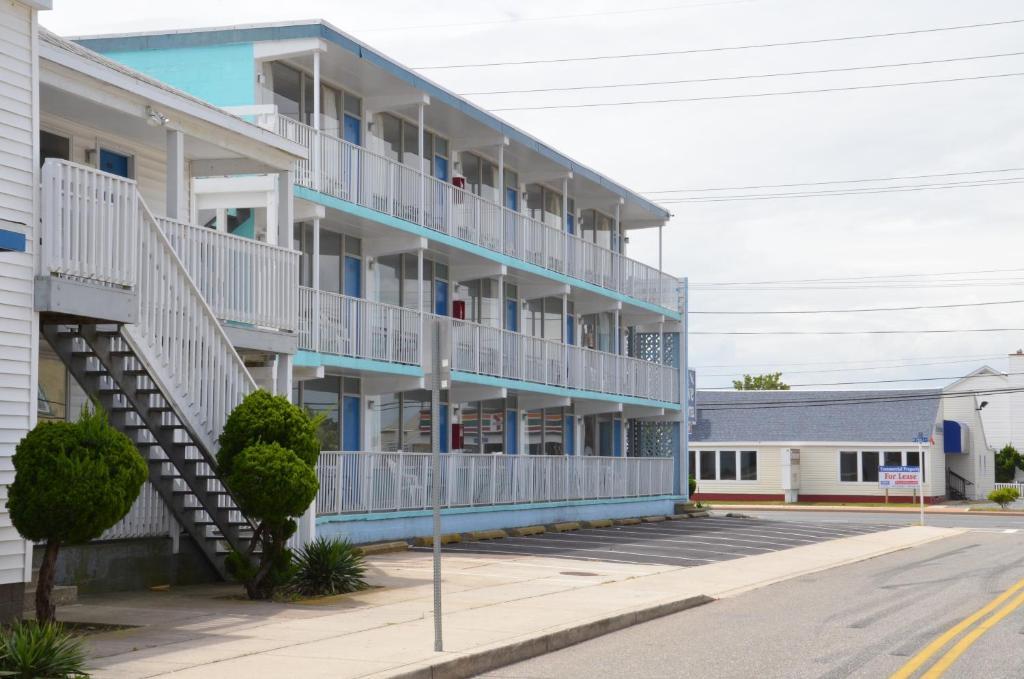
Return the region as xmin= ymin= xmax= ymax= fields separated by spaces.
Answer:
xmin=430 ymin=318 xmax=447 ymax=652
xmin=914 ymin=432 xmax=928 ymax=526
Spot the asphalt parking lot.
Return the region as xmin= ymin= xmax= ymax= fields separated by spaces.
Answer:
xmin=415 ymin=516 xmax=896 ymax=567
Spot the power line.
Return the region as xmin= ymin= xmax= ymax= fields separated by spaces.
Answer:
xmin=645 ymin=166 xmax=1024 ymax=194
xmin=462 ymin=51 xmax=1024 ymax=96
xmin=355 ymin=0 xmax=757 ymax=33
xmin=490 ymin=71 xmax=1024 ymax=111
xmin=415 ymin=17 xmax=1024 ymax=70
xmin=695 ymin=351 xmax=1009 ymax=368
xmin=691 ymin=281 xmax=1024 ymax=291
xmin=694 ymin=385 xmax=1024 ymax=412
xmin=656 ymin=175 xmax=1024 ymax=202
xmin=702 ymin=371 xmax=1024 ymax=389
xmin=697 ymin=267 xmax=1024 ymax=286
xmin=691 ymin=299 xmax=1024 ymax=315
xmin=691 ymin=328 xmax=1024 ymax=335
xmin=698 ymin=355 xmax=1008 ymax=377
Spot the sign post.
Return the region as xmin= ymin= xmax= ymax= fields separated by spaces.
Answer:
xmin=430 ymin=319 xmax=449 ymax=652
xmin=913 ymin=432 xmax=929 ymax=526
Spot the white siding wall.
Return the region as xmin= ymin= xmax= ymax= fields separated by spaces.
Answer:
xmin=941 ymin=389 xmax=994 ymax=500
xmin=0 ymin=0 xmax=38 ymax=585
xmin=694 ymin=441 xmax=945 ymax=500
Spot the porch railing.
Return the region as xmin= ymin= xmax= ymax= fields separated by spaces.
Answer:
xmin=270 ymin=115 xmax=678 ymax=311
xmin=315 ymin=451 xmax=673 ymax=515
xmin=158 ymin=218 xmax=299 ymax=332
xmin=298 ymin=287 xmax=421 ymax=365
xmin=450 ymin=318 xmax=679 ymax=403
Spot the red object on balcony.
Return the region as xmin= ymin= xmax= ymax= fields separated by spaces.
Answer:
xmin=451 ymin=423 xmax=463 ymax=450
xmin=453 ymin=300 xmax=466 ymax=319
xmin=452 ymin=176 xmax=466 ymax=189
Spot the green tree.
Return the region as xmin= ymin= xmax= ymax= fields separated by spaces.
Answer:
xmin=8 ymin=405 xmax=146 ymax=622
xmin=994 ymin=444 xmax=1022 ymax=484
xmin=988 ymin=486 xmax=1020 ymax=509
xmin=217 ymin=391 xmax=321 ymax=599
xmin=732 ymin=372 xmax=791 ymax=390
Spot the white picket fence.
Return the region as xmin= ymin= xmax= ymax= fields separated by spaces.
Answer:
xmin=993 ymin=482 xmax=1024 ymax=497
xmin=316 ymin=451 xmax=673 ymax=515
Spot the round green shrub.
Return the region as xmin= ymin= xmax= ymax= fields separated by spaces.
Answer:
xmin=988 ymin=486 xmax=1021 ymax=509
xmin=8 ymin=409 xmax=146 ymax=544
xmin=217 ymin=390 xmax=321 ymax=475
xmin=225 ymin=442 xmax=319 ymax=524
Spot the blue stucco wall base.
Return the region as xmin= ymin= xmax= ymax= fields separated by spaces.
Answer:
xmin=317 ymin=496 xmax=678 ymax=544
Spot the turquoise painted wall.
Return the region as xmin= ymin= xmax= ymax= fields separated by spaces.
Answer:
xmin=317 ymin=497 xmax=677 ymax=544
xmin=101 ymin=43 xmax=256 ymax=108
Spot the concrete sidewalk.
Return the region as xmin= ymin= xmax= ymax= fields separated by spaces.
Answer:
xmin=710 ymin=502 xmax=1024 ymax=516
xmin=63 ymin=525 xmax=959 ymax=679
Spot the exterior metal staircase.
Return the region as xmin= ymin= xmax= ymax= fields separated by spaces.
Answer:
xmin=37 ymin=160 xmax=259 ymax=577
xmin=946 ymin=468 xmax=974 ymax=501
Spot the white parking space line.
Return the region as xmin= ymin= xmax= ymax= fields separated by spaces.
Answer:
xmin=433 ymin=539 xmax=717 ymax=564
xmin=512 ymin=534 xmax=764 ymax=559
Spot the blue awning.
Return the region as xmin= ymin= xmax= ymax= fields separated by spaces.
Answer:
xmin=943 ymin=420 xmax=966 ymax=454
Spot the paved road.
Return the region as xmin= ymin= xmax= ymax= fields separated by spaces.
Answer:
xmin=732 ymin=508 xmax=1024 ymax=531
xmin=480 ymin=519 xmax=1024 ymax=679
xmin=415 ymin=516 xmax=895 ymax=567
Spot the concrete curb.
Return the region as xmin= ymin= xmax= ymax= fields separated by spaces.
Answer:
xmin=413 ymin=534 xmax=462 ymax=547
xmin=357 ymin=541 xmax=410 ymax=556
xmin=467 ymin=529 xmax=508 ymax=541
xmin=713 ymin=505 xmax=1024 ymax=517
xmin=613 ymin=518 xmax=641 ymax=526
xmin=549 ymin=522 xmax=581 ymax=533
xmin=385 ymin=594 xmax=714 ymax=679
xmin=509 ymin=525 xmax=546 ymax=537
xmin=581 ymin=519 xmax=613 ymax=529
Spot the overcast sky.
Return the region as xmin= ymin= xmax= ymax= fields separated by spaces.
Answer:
xmin=42 ymin=0 xmax=1024 ymax=389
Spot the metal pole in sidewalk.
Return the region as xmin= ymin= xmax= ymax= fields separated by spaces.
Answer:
xmin=915 ymin=432 xmax=927 ymax=526
xmin=431 ymin=318 xmax=445 ymax=652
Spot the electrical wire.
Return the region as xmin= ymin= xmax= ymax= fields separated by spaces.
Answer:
xmin=655 ymin=176 xmax=1024 ymax=202
xmin=698 ymin=356 xmax=1008 ymax=377
xmin=694 ymin=385 xmax=1024 ymax=412
xmin=462 ymin=51 xmax=1024 ymax=95
xmin=489 ymin=71 xmax=1024 ymax=111
xmin=701 ymin=371 xmax=1024 ymax=390
xmin=355 ymin=0 xmax=758 ymax=33
xmin=692 ymin=328 xmax=1024 ymax=335
xmin=694 ymin=351 xmax=1009 ymax=369
xmin=696 ymin=267 xmax=1024 ymax=287
xmin=690 ymin=299 xmax=1024 ymax=314
xmin=415 ymin=17 xmax=1024 ymax=70
xmin=644 ymin=166 xmax=1024 ymax=194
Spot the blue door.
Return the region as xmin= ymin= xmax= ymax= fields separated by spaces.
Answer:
xmin=505 ymin=187 xmax=518 ymax=210
xmin=565 ymin=415 xmax=575 ymax=456
xmin=506 ymin=410 xmax=518 ymax=454
xmin=434 ymin=279 xmax=449 ymax=316
xmin=344 ymin=256 xmax=362 ymax=297
xmin=343 ymin=114 xmax=361 ymax=145
xmin=342 ymin=395 xmax=361 ymax=451
xmin=613 ymin=419 xmax=623 ymax=457
xmin=99 ymin=149 xmax=130 ymax=178
xmin=567 ymin=213 xmax=575 ymax=235
xmin=505 ymin=299 xmax=518 ymax=332
xmin=440 ymin=403 xmax=449 ymax=453
xmin=599 ymin=421 xmax=613 ymax=457
xmin=435 ymin=156 xmax=449 ymax=181
xmin=566 ymin=315 xmax=575 ymax=345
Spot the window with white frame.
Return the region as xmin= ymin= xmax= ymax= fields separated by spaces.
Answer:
xmin=839 ymin=450 xmax=925 ymax=482
xmin=692 ymin=450 xmax=758 ymax=481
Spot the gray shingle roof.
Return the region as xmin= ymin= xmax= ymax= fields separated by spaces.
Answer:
xmin=691 ymin=390 xmax=941 ymax=443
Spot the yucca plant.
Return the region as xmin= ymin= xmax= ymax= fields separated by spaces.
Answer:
xmin=0 ymin=620 xmax=88 ymax=678
xmin=288 ymin=537 xmax=367 ymax=597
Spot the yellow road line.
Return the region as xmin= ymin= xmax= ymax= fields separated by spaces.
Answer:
xmin=921 ymin=589 xmax=1024 ymax=678
xmin=889 ymin=577 xmax=1024 ymax=679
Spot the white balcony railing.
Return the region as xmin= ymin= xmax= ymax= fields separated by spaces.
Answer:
xmin=270 ymin=115 xmax=678 ymax=311
xmin=450 ymin=318 xmax=679 ymax=403
xmin=316 ymin=451 xmax=673 ymax=515
xmin=298 ymin=287 xmax=421 ymax=365
xmin=158 ymin=218 xmax=299 ymax=332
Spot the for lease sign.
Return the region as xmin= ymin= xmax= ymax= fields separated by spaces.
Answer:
xmin=879 ymin=465 xmax=921 ymax=488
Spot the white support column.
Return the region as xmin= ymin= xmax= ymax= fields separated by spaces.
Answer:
xmin=165 ymin=129 xmax=185 ymax=220
xmin=497 ymin=143 xmax=505 ymax=251
xmin=418 ymin=102 xmax=426 ymax=225
xmin=614 ymin=202 xmax=621 ymax=253
xmin=659 ymin=320 xmax=665 ymax=365
xmin=561 ymin=177 xmax=569 ymax=231
xmin=312 ymin=50 xmax=321 ymax=192
xmin=418 ymin=247 xmax=425 ymax=363
xmin=277 ymin=170 xmax=293 ymax=248
xmin=658 ymin=225 xmax=663 ymax=272
xmin=312 ymin=217 xmax=321 ymax=349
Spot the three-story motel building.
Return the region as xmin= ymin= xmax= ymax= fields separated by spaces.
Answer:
xmin=27 ymin=19 xmax=686 ymax=554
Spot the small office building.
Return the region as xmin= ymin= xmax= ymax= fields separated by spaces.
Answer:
xmin=690 ymin=387 xmax=993 ymax=503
